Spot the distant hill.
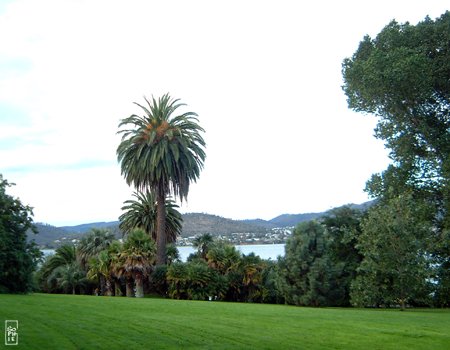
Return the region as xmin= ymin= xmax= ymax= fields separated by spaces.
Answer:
xmin=28 ymin=201 xmax=375 ymax=248
xmin=181 ymin=213 xmax=269 ymax=237
xmin=268 ymin=212 xmax=323 ymax=227
xmin=61 ymin=221 xmax=120 ymax=233
xmin=28 ymin=223 xmax=84 ymax=248
xmin=241 ymin=219 xmax=278 ymax=229
xmin=268 ymin=201 xmax=376 ymax=227
xmin=348 ymin=200 xmax=376 ymax=211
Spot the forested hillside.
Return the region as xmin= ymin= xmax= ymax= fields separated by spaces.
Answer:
xmin=180 ymin=213 xmax=269 ymax=237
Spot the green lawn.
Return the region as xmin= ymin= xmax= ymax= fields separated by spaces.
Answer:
xmin=0 ymin=294 xmax=449 ymax=349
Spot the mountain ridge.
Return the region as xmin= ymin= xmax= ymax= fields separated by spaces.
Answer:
xmin=29 ymin=201 xmax=375 ymax=248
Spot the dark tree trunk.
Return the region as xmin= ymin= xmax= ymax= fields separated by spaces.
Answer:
xmin=400 ymin=298 xmax=406 ymax=311
xmin=126 ymin=276 xmax=134 ymax=297
xmin=99 ymin=275 xmax=106 ymax=295
xmin=114 ymin=280 xmax=122 ymax=297
xmin=156 ymin=192 xmax=167 ymax=265
xmin=135 ymin=274 xmax=144 ymax=298
xmin=105 ymin=278 xmax=113 ymax=296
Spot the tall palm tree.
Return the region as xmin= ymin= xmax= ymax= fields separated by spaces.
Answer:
xmin=118 ymin=228 xmax=156 ymax=297
xmin=117 ymin=94 xmax=206 ymax=264
xmin=119 ymin=190 xmax=183 ymax=244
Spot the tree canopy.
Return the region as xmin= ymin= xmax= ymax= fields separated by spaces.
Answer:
xmin=0 ymin=175 xmax=41 ymax=293
xmin=342 ymin=12 xmax=450 ymax=220
xmin=277 ymin=221 xmax=340 ymax=307
xmin=117 ymin=94 xmax=206 ymax=200
xmin=342 ymin=11 xmax=450 ymax=307
xmin=350 ymin=194 xmax=431 ymax=309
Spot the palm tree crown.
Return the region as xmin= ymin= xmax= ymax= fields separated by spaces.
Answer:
xmin=77 ymin=228 xmax=115 ymax=268
xmin=119 ymin=190 xmax=182 ymax=244
xmin=117 ymin=93 xmax=206 ymax=199
xmin=193 ymin=233 xmax=214 ymax=260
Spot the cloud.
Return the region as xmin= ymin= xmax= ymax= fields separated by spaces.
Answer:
xmin=1 ymin=0 xmax=447 ymax=225
xmin=3 ymin=159 xmax=117 ymax=174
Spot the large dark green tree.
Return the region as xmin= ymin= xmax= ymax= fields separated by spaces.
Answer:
xmin=350 ymin=194 xmax=431 ymax=309
xmin=342 ymin=12 xmax=449 ymax=209
xmin=119 ymin=190 xmax=183 ymax=244
xmin=0 ymin=175 xmax=42 ymax=293
xmin=342 ymin=11 xmax=450 ymax=305
xmin=342 ymin=12 xmax=450 ymax=185
xmin=277 ymin=221 xmax=341 ymax=307
xmin=322 ymin=206 xmax=364 ymax=306
xmin=117 ymin=94 xmax=206 ymax=265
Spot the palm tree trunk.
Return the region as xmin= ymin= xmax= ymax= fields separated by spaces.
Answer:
xmin=126 ymin=277 xmax=134 ymax=297
xmin=400 ymin=298 xmax=406 ymax=311
xmin=135 ymin=274 xmax=144 ymax=298
xmin=114 ymin=280 xmax=122 ymax=297
xmin=105 ymin=278 xmax=113 ymax=296
xmin=156 ymin=192 xmax=167 ymax=265
xmin=100 ymin=275 xmax=106 ymax=295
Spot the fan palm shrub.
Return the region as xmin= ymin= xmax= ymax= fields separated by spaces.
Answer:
xmin=118 ymin=228 xmax=156 ymax=297
xmin=119 ymin=190 xmax=182 ymax=244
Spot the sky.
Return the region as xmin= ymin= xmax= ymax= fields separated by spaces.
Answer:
xmin=0 ymin=0 xmax=448 ymax=226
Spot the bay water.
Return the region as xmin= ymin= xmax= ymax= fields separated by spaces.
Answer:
xmin=41 ymin=243 xmax=285 ymax=262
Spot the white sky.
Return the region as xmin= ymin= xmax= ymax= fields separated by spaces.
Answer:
xmin=0 ymin=0 xmax=447 ymax=226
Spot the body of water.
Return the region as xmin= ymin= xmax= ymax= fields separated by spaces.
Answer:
xmin=178 ymin=243 xmax=285 ymax=262
xmin=41 ymin=244 xmax=285 ymax=262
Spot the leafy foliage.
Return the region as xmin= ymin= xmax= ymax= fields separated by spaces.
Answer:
xmin=342 ymin=11 xmax=450 ymax=236
xmin=166 ymin=238 xmax=276 ymax=303
xmin=47 ymin=262 xmax=88 ymax=295
xmin=342 ymin=13 xmax=450 ymax=184
xmin=38 ymin=245 xmax=86 ymax=294
xmin=321 ymin=206 xmax=364 ymax=306
xmin=351 ymin=195 xmax=432 ymax=309
xmin=342 ymin=11 xmax=450 ymax=307
xmin=277 ymin=221 xmax=341 ymax=306
xmin=0 ymin=175 xmax=42 ymax=293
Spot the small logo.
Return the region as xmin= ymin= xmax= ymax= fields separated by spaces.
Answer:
xmin=5 ymin=320 xmax=18 ymax=346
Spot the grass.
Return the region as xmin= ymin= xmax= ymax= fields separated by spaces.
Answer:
xmin=0 ymin=294 xmax=449 ymax=349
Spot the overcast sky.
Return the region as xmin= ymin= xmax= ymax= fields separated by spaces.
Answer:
xmin=1 ymin=0 xmax=447 ymax=226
